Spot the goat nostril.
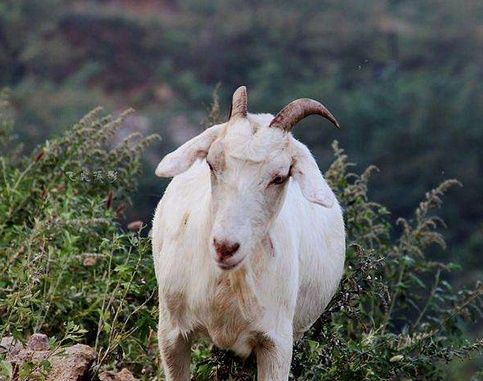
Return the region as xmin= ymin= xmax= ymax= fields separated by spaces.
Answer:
xmin=213 ymin=239 xmax=240 ymax=260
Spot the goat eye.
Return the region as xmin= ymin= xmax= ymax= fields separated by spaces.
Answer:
xmin=207 ymin=161 xmax=214 ymax=171
xmin=270 ymin=175 xmax=286 ymax=185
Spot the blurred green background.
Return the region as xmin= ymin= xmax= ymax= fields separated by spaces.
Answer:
xmin=1 ymin=0 xmax=482 ymax=288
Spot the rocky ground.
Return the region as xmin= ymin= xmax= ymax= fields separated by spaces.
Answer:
xmin=0 ymin=334 xmax=138 ymax=381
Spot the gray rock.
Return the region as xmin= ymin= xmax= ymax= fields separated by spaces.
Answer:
xmin=1 ymin=335 xmax=96 ymax=381
xmin=0 ymin=337 xmax=23 ymax=357
xmin=27 ymin=333 xmax=49 ymax=351
xmin=1 ymin=334 xmax=137 ymax=381
xmin=47 ymin=344 xmax=97 ymax=381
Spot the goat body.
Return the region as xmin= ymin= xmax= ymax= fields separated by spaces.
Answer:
xmin=152 ymin=90 xmax=345 ymax=380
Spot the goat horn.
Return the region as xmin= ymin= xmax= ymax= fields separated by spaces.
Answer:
xmin=229 ymin=86 xmax=247 ymax=119
xmin=269 ymin=98 xmax=340 ymax=131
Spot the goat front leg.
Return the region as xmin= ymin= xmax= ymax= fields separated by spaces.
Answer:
xmin=158 ymin=324 xmax=192 ymax=381
xmin=255 ymin=328 xmax=293 ymax=381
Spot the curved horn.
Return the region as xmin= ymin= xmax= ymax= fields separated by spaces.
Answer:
xmin=228 ymin=86 xmax=247 ymax=119
xmin=269 ymin=98 xmax=340 ymax=131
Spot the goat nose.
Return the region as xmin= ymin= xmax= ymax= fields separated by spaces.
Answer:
xmin=213 ymin=238 xmax=240 ymax=261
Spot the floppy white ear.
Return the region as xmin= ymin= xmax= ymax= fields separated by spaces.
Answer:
xmin=155 ymin=124 xmax=223 ymax=177
xmin=290 ymin=138 xmax=335 ymax=208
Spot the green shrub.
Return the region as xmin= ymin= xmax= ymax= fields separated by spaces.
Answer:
xmin=0 ymin=102 xmax=160 ymax=378
xmin=0 ymin=98 xmax=481 ymax=380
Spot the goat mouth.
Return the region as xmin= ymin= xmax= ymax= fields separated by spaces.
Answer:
xmin=216 ymin=258 xmax=243 ymax=271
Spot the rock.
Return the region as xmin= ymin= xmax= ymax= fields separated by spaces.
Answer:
xmin=99 ymin=368 xmax=139 ymax=381
xmin=47 ymin=344 xmax=97 ymax=381
xmin=27 ymin=333 xmax=49 ymax=351
xmin=1 ymin=334 xmax=137 ymax=381
xmin=1 ymin=335 xmax=96 ymax=381
xmin=2 ymin=334 xmax=49 ymax=380
xmin=0 ymin=337 xmax=23 ymax=357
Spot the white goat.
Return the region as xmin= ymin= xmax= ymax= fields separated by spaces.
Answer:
xmin=152 ymin=86 xmax=345 ymax=380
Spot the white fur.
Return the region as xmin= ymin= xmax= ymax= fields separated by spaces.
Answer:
xmin=152 ymin=113 xmax=345 ymax=380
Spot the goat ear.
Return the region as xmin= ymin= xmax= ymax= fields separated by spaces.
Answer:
xmin=155 ymin=125 xmax=222 ymax=177
xmin=290 ymin=138 xmax=335 ymax=208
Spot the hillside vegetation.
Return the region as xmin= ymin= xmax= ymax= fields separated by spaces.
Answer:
xmin=0 ymin=95 xmax=481 ymax=380
xmin=1 ymin=1 xmax=483 ymax=285
xmin=1 ymin=1 xmax=482 ymax=379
